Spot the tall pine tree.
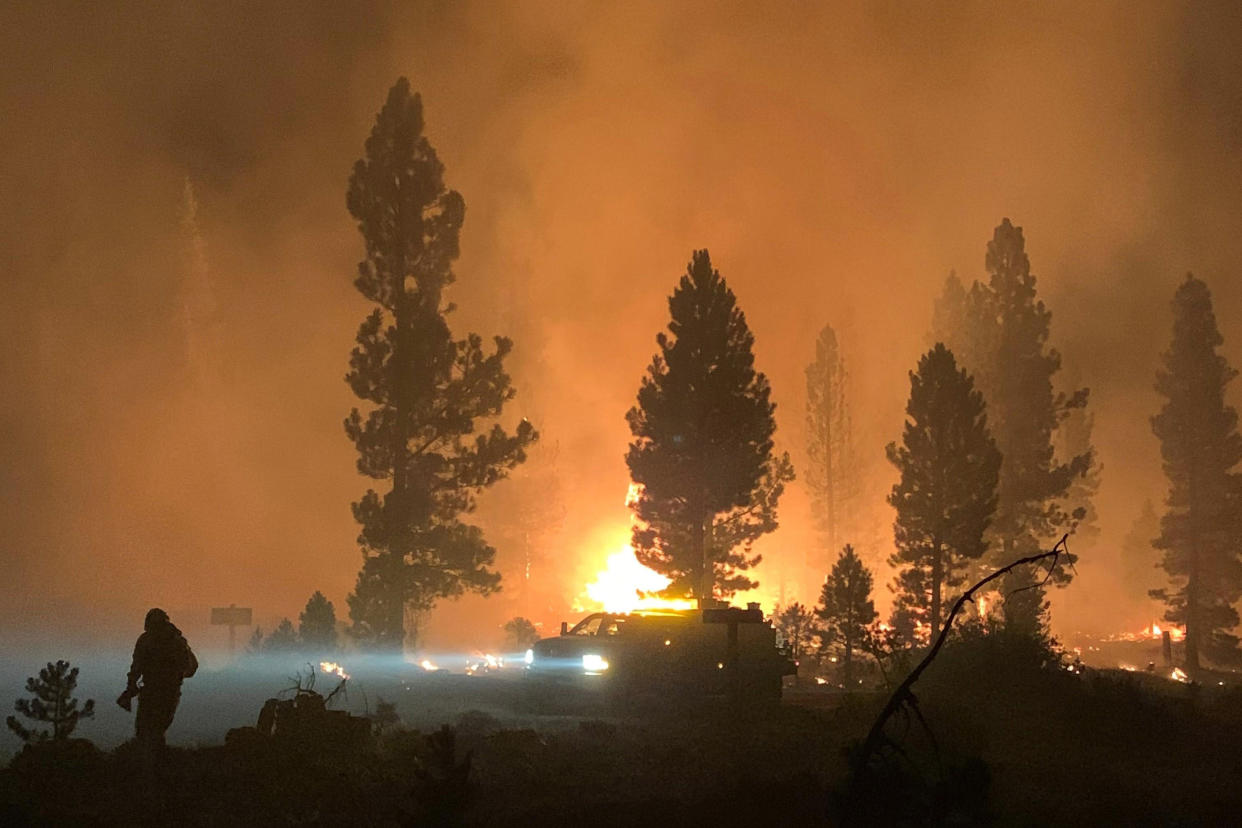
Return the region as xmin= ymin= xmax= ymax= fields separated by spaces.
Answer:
xmin=931 ymin=220 xmax=1091 ymax=634
xmin=887 ymin=345 xmax=1001 ymax=632
xmin=1150 ymin=274 xmax=1242 ymax=669
xmin=805 ymin=324 xmax=856 ymax=574
xmin=626 ymin=249 xmax=791 ymax=600
xmin=344 ymin=79 xmax=536 ymax=651
xmin=815 ymin=545 xmax=877 ymax=685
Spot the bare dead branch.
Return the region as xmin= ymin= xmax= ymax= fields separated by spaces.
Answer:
xmin=855 ymin=534 xmax=1071 ymax=772
xmin=325 ymin=677 xmax=348 ymax=706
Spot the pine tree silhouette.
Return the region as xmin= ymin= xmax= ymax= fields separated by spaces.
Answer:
xmin=6 ymin=660 xmax=95 ymax=742
xmin=1150 ymin=274 xmax=1242 ymax=669
xmin=343 ymin=79 xmax=536 ymax=650
xmin=626 ymin=249 xmax=791 ymax=600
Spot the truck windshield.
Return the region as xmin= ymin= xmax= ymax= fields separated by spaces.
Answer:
xmin=569 ymin=615 xmax=604 ymax=636
xmin=602 ymin=617 xmax=626 ymax=636
xmin=568 ymin=615 xmax=627 ymax=636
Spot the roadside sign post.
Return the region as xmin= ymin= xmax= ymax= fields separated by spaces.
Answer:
xmin=210 ymin=604 xmax=253 ymax=659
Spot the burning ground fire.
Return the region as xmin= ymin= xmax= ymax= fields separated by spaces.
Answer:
xmin=320 ymin=661 xmax=349 ymax=680
xmin=1076 ymin=620 xmax=1194 ymax=682
xmin=1107 ymin=622 xmax=1186 ymax=643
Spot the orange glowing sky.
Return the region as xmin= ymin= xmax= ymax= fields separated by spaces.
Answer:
xmin=3 ymin=1 xmax=1242 ymax=651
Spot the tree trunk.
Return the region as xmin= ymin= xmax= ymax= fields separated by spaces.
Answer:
xmin=825 ymin=406 xmax=835 ymax=571
xmin=388 ymin=291 xmax=411 ymax=652
xmin=695 ymin=509 xmax=710 ymax=604
xmin=1186 ymin=472 xmax=1201 ymax=671
xmin=1186 ymin=531 xmax=1201 ymax=671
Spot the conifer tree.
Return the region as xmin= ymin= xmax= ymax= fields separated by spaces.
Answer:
xmin=929 ymin=270 xmax=993 ymax=366
xmin=626 ymin=249 xmax=791 ymax=600
xmin=246 ymin=627 xmax=264 ymax=655
xmin=6 ymin=661 xmax=94 ymax=742
xmin=1057 ymin=403 xmax=1101 ymax=548
xmin=1150 ymin=274 xmax=1242 ymax=669
xmin=1121 ymin=499 xmax=1162 ymax=604
xmin=298 ymin=591 xmax=338 ymax=652
xmin=264 ymin=618 xmax=298 ymax=653
xmin=930 ymin=220 xmax=1091 ymax=633
xmin=815 ymin=545 xmax=878 ymax=684
xmin=805 ymin=324 xmax=856 ymax=573
xmin=887 ymin=345 xmax=1001 ymax=632
xmin=343 ymin=79 xmax=536 ymax=650
xmin=773 ymin=603 xmax=820 ymax=662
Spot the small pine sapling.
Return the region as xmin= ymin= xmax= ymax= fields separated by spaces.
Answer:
xmin=6 ymin=660 xmax=95 ymax=742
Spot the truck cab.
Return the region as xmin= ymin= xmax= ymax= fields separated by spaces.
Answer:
xmin=524 ymin=605 xmax=795 ymax=708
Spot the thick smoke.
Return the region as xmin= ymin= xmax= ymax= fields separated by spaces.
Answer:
xmin=2 ymin=1 xmax=1242 ymax=652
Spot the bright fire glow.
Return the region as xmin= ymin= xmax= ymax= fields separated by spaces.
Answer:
xmin=1171 ymin=667 xmax=1189 ymax=683
xmin=419 ymin=659 xmax=437 ymax=671
xmin=1105 ymin=622 xmax=1186 ymax=643
xmin=625 ymin=483 xmax=642 ymax=507
xmin=465 ymin=653 xmax=502 ymax=675
xmin=580 ymin=547 xmax=697 ymax=613
xmin=320 ymin=661 xmax=349 ymax=680
xmin=1143 ymin=622 xmax=1185 ymax=641
xmin=1151 ymin=623 xmax=1186 ymax=641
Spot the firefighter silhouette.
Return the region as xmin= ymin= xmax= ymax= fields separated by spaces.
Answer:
xmin=117 ymin=608 xmax=198 ymax=748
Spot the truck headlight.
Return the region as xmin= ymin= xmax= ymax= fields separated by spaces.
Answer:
xmin=582 ymin=653 xmax=609 ymax=674
xmin=524 ymin=648 xmax=534 ymax=666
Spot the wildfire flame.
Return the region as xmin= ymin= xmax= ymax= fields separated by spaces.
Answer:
xmin=1149 ymin=623 xmax=1186 ymax=641
xmin=625 ymin=482 xmax=642 ymax=507
xmin=320 ymin=661 xmax=349 ymax=681
xmin=1170 ymin=667 xmax=1189 ymax=683
xmin=580 ymin=547 xmax=697 ymax=614
xmin=465 ymin=654 xmax=501 ymax=675
xmin=1106 ymin=622 xmax=1186 ymax=643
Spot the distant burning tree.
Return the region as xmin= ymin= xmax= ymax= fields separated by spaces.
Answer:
xmin=342 ymin=78 xmax=536 ymax=651
xmin=6 ymin=660 xmax=94 ymax=742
